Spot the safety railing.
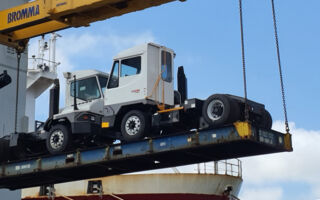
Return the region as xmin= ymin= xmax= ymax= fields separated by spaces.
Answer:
xmin=29 ymin=57 xmax=59 ymax=73
xmin=196 ymin=159 xmax=242 ymax=178
xmin=28 ymin=33 xmax=60 ymax=73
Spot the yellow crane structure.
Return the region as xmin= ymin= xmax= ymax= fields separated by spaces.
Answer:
xmin=0 ymin=0 xmax=181 ymax=51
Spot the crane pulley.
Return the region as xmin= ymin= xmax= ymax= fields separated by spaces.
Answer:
xmin=0 ymin=0 xmax=178 ymax=51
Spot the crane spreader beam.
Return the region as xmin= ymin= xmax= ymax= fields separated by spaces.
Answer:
xmin=0 ymin=122 xmax=292 ymax=190
xmin=0 ymin=0 xmax=177 ymax=50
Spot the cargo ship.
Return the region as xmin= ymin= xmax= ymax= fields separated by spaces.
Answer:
xmin=22 ymin=160 xmax=242 ymax=200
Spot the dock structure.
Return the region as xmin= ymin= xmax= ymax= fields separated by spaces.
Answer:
xmin=0 ymin=122 xmax=292 ymax=190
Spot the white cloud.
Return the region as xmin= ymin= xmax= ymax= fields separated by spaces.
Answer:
xmin=313 ymin=187 xmax=320 ymax=200
xmin=240 ymin=187 xmax=283 ymax=200
xmin=241 ymin=121 xmax=320 ymax=198
xmin=55 ymin=30 xmax=156 ymax=73
xmin=56 ymin=31 xmax=156 ymax=57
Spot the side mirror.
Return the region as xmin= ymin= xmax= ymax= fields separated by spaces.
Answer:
xmin=0 ymin=70 xmax=12 ymax=89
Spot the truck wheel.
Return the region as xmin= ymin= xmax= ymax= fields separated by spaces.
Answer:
xmin=260 ymin=110 xmax=273 ymax=129
xmin=202 ymin=94 xmax=238 ymax=127
xmin=121 ymin=110 xmax=150 ymax=142
xmin=46 ymin=124 xmax=71 ymax=154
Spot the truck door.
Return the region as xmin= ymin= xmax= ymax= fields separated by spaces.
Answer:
xmin=105 ymin=57 xmax=145 ymax=105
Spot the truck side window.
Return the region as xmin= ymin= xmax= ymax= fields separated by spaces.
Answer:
xmin=161 ymin=51 xmax=172 ymax=82
xmin=71 ymin=77 xmax=101 ymax=101
xmin=120 ymin=56 xmax=141 ymax=77
xmin=108 ymin=61 xmax=119 ymax=89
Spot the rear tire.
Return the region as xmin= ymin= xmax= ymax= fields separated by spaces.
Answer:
xmin=202 ymin=94 xmax=240 ymax=127
xmin=46 ymin=124 xmax=71 ymax=154
xmin=121 ymin=110 xmax=150 ymax=142
xmin=260 ymin=110 xmax=272 ymax=129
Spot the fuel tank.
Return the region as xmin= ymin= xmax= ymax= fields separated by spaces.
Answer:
xmin=0 ymin=137 xmax=14 ymax=162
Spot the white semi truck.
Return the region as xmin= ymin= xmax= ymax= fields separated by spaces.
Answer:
xmin=42 ymin=43 xmax=272 ymax=154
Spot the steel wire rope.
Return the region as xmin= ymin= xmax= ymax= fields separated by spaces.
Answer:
xmin=271 ymin=0 xmax=290 ymax=133
xmin=238 ymin=0 xmax=249 ymax=121
xmin=14 ymin=52 xmax=21 ymax=134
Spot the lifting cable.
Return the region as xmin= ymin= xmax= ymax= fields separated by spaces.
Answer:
xmin=271 ymin=0 xmax=290 ymax=133
xmin=238 ymin=0 xmax=249 ymax=121
xmin=14 ymin=52 xmax=22 ymax=134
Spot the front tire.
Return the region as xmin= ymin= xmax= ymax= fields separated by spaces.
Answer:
xmin=46 ymin=124 xmax=71 ymax=154
xmin=121 ymin=110 xmax=150 ymax=142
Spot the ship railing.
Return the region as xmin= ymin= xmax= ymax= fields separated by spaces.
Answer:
xmin=29 ymin=57 xmax=59 ymax=73
xmin=28 ymin=33 xmax=60 ymax=73
xmin=196 ymin=159 xmax=242 ymax=178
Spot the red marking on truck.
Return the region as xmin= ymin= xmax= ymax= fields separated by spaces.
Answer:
xmin=131 ymin=89 xmax=140 ymax=93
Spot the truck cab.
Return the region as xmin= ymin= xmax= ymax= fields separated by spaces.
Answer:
xmin=105 ymin=43 xmax=175 ymax=107
xmin=62 ymin=70 xmax=108 ymax=114
xmin=47 ymin=70 xmax=109 ymax=153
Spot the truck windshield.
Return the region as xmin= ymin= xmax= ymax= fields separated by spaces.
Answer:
xmin=71 ymin=77 xmax=101 ymax=101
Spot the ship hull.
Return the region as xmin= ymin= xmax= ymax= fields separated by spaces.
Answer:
xmin=22 ymin=173 xmax=242 ymax=200
xmin=23 ymin=193 xmax=230 ymax=200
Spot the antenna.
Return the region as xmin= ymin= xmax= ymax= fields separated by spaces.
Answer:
xmin=49 ymin=33 xmax=62 ymax=72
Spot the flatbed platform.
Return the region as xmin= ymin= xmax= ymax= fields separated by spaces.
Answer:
xmin=0 ymin=122 xmax=292 ymax=190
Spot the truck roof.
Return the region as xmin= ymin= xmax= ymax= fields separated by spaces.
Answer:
xmin=114 ymin=43 xmax=175 ymax=60
xmin=63 ymin=69 xmax=109 ymax=80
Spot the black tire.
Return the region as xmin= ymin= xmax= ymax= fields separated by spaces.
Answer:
xmin=229 ymin=98 xmax=241 ymax=123
xmin=121 ymin=110 xmax=150 ymax=142
xmin=202 ymin=94 xmax=239 ymax=127
xmin=46 ymin=124 xmax=71 ymax=154
xmin=260 ymin=110 xmax=273 ymax=129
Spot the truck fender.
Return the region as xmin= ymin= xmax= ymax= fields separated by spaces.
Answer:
xmin=43 ymin=117 xmax=53 ymax=131
xmin=43 ymin=117 xmax=70 ymax=131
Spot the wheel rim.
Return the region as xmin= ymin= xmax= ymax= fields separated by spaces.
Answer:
xmin=50 ymin=130 xmax=64 ymax=150
xmin=207 ymin=99 xmax=225 ymax=121
xmin=125 ymin=116 xmax=141 ymax=136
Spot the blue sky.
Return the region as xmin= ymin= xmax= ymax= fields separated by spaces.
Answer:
xmin=17 ymin=0 xmax=320 ymax=199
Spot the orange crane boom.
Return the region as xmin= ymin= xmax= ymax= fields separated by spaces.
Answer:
xmin=0 ymin=0 xmax=179 ymax=51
